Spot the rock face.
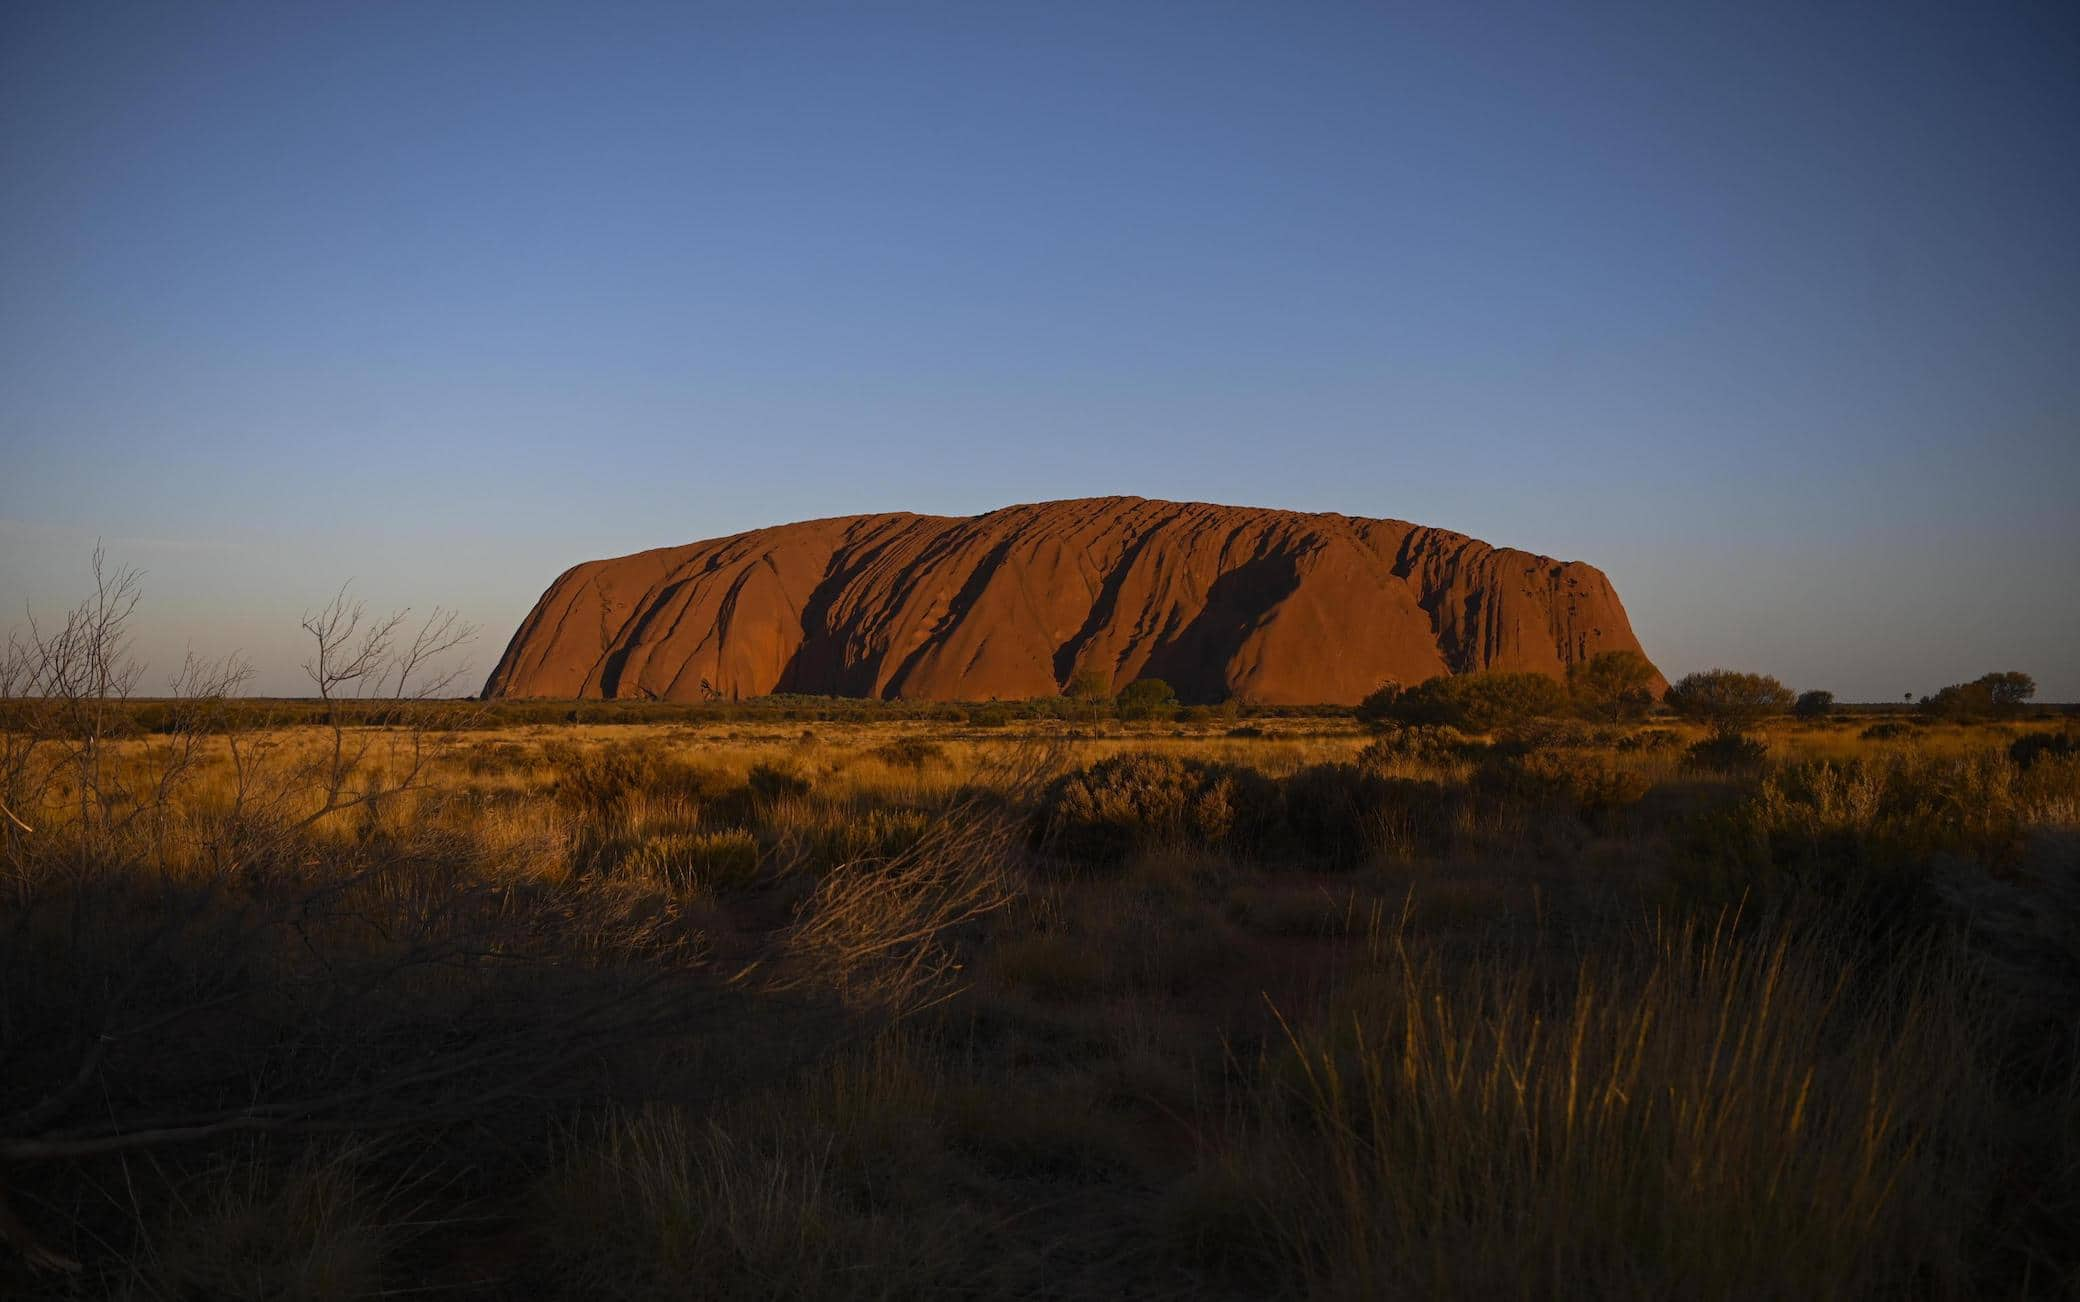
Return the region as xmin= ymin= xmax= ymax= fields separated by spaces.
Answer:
xmin=483 ymin=497 xmax=1661 ymax=705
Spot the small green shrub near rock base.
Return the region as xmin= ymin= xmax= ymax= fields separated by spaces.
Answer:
xmin=1567 ymin=650 xmax=1659 ymax=722
xmin=1117 ymin=678 xmax=1180 ymax=720
xmin=1361 ymin=671 xmax=1570 ymax=732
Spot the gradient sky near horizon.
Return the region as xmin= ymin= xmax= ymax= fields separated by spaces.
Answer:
xmin=4 ymin=1 xmax=2077 ymax=700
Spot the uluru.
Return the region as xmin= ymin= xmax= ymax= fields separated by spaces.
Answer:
xmin=482 ymin=497 xmax=1660 ymax=706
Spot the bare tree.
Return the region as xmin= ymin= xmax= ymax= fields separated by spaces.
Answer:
xmin=274 ymin=584 xmax=478 ymax=836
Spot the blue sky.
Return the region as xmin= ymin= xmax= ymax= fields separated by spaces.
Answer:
xmin=4 ymin=1 xmax=2076 ymax=699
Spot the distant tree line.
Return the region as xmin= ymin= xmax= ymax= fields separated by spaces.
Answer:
xmin=1915 ymin=671 xmax=2038 ymax=721
xmin=1355 ymin=653 xmax=2047 ymax=734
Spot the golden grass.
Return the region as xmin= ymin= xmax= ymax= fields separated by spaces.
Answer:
xmin=1203 ymin=915 xmax=1993 ymax=1300
xmin=4 ymin=711 xmax=2077 ymax=1296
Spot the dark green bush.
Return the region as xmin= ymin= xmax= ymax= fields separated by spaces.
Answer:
xmin=1491 ymin=718 xmax=1617 ymax=755
xmin=1064 ymin=668 xmax=1112 ymax=701
xmin=1665 ymin=670 xmax=1794 ymax=731
xmin=1921 ymin=671 xmax=2038 ymax=721
xmin=2009 ymin=732 xmax=2078 ymax=770
xmin=1567 ymin=650 xmax=1659 ymax=722
xmin=1117 ymin=678 xmax=1179 ymax=720
xmin=1367 ymin=671 xmax=1570 ymax=732
xmin=1685 ymin=731 xmax=1769 ymax=773
xmin=1354 ymin=682 xmax=1404 ymax=725
xmin=1794 ymin=690 xmax=1836 ymax=719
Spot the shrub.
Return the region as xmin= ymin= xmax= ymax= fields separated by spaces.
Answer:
xmin=547 ymin=744 xmax=651 ymax=813
xmin=2009 ymin=732 xmax=2078 ymax=770
xmin=1567 ymin=650 xmax=1659 ymax=722
xmin=1281 ymin=763 xmax=1389 ymax=862
xmin=1729 ymin=750 xmax=2069 ymax=914
xmin=1794 ymin=689 xmax=1836 ymax=719
xmin=546 ymin=742 xmax=726 ymax=813
xmin=1038 ymin=752 xmax=1280 ymax=864
xmin=1664 ymin=670 xmax=1794 ymax=731
xmin=1354 ymin=682 xmax=1404 ymax=725
xmin=1491 ymin=718 xmax=1613 ymax=755
xmin=1921 ymin=671 xmax=2037 ymax=721
xmin=1861 ymin=721 xmax=1912 ymax=741
xmin=1065 ymin=668 xmax=1112 ymax=701
xmin=1685 ymin=731 xmax=1768 ymax=773
xmin=1495 ymin=747 xmax=1654 ymax=814
xmin=1567 ymin=764 xmax=1655 ymax=821
xmin=869 ymin=739 xmax=948 ymax=770
xmin=1117 ymin=678 xmax=1179 ymax=719
xmin=1355 ymin=725 xmax=1471 ymax=770
xmin=1370 ymin=671 xmax=1569 ymax=732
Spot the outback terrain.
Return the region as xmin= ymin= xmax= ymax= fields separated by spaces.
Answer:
xmin=4 ymin=586 xmax=2077 ymax=1298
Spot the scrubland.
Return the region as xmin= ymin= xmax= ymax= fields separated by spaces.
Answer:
xmin=4 ymin=693 xmax=2079 ymax=1297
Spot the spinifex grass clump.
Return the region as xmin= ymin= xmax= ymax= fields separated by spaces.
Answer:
xmin=1183 ymin=915 xmax=1994 ymax=1300
xmin=1738 ymin=749 xmax=2080 ymax=903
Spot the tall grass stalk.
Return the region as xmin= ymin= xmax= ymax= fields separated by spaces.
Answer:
xmin=1226 ymin=914 xmax=1989 ymax=1299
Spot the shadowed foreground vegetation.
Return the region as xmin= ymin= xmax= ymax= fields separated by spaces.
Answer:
xmin=3 ymin=581 xmax=2077 ymax=1297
